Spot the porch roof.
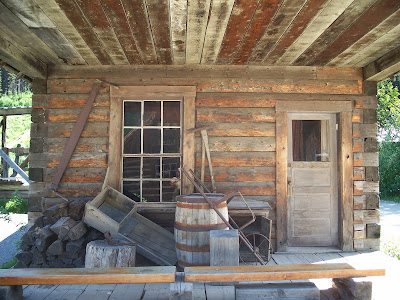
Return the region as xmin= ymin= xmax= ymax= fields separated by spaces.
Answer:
xmin=0 ymin=0 xmax=399 ymax=82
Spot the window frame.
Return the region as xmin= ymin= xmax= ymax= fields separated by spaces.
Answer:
xmin=109 ymin=86 xmax=196 ymax=197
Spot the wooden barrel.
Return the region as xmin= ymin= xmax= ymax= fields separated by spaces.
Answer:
xmin=175 ymin=193 xmax=229 ymax=267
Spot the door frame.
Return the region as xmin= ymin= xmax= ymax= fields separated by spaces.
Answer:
xmin=275 ymin=100 xmax=353 ymax=252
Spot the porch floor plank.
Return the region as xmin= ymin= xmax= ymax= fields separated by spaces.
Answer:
xmin=142 ymin=283 xmax=170 ymax=300
xmin=109 ymin=283 xmax=145 ymax=300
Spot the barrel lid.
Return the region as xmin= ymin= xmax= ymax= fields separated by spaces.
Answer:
xmin=177 ymin=193 xmax=226 ymax=203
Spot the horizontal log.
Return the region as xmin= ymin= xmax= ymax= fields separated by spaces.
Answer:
xmin=46 ymin=183 xmax=104 ymax=198
xmin=197 ymin=107 xmax=275 ymax=123
xmin=32 ymin=93 xmax=109 ymax=109
xmin=316 ymin=67 xmax=363 ymax=81
xmin=353 ymin=123 xmax=377 ymax=138
xmin=48 ymin=108 xmax=109 ymax=123
xmin=47 ymin=137 xmax=108 ymax=153
xmin=276 ymin=100 xmax=352 ymax=112
xmin=353 ymin=209 xmax=380 ymax=224
xmin=195 ymin=152 xmax=275 ymax=167
xmin=353 ymin=167 xmax=365 ymax=181
xmin=353 ymin=153 xmax=379 ymax=167
xmin=352 ymin=110 xmax=362 ymax=123
xmin=195 ymin=123 xmax=275 ymax=137
xmin=48 ymin=123 xmax=109 ymax=138
xmin=352 ymin=138 xmax=364 ymax=153
xmin=45 ymin=168 xmax=107 ymax=183
xmin=195 ymin=137 xmax=275 ymax=152
xmin=0 ymin=106 xmax=31 ymax=116
xmin=196 ymin=94 xmax=275 ymax=108
xmin=48 ymin=79 xmax=110 ymax=94
xmin=47 ymin=153 xmax=107 ymax=168
xmin=214 ymin=181 xmax=275 ymax=196
xmin=199 ymin=167 xmax=276 ymax=182
xmin=353 ymin=238 xmax=380 ymax=250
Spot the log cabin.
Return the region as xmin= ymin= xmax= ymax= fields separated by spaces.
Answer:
xmin=1 ymin=0 xmax=398 ymax=257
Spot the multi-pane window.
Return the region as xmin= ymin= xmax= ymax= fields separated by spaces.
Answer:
xmin=122 ymin=100 xmax=182 ymax=202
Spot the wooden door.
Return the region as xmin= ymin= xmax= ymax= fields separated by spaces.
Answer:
xmin=287 ymin=113 xmax=338 ymax=247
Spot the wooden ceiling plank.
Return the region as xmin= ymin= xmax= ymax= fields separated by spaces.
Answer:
xmin=307 ymin=0 xmax=400 ymax=66
xmin=292 ymin=0 xmax=377 ymax=66
xmin=0 ymin=28 xmax=46 ymax=79
xmin=74 ymin=0 xmax=129 ymax=65
xmin=146 ymin=0 xmax=173 ymax=64
xmin=121 ymin=0 xmax=157 ymax=64
xmin=34 ymin=0 xmax=100 ymax=65
xmin=216 ymin=0 xmax=259 ymax=65
xmin=55 ymin=0 xmax=112 ymax=65
xmin=99 ymin=0 xmax=143 ymax=64
xmin=201 ymin=0 xmax=235 ymax=64
xmin=328 ymin=8 xmax=400 ymax=67
xmin=248 ymin=0 xmax=306 ymax=64
xmin=363 ymin=45 xmax=400 ymax=81
xmin=233 ymin=0 xmax=283 ymax=65
xmin=262 ymin=0 xmax=332 ymax=65
xmin=170 ymin=0 xmax=187 ymax=64
xmin=0 ymin=1 xmax=61 ymax=64
xmin=276 ymin=0 xmax=354 ymax=66
xmin=186 ymin=0 xmax=212 ymax=64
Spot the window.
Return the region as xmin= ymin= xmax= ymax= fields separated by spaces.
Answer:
xmin=122 ymin=100 xmax=182 ymax=202
xmin=108 ymin=86 xmax=195 ymax=201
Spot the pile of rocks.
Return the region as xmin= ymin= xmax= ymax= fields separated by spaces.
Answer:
xmin=14 ymin=199 xmax=103 ymax=268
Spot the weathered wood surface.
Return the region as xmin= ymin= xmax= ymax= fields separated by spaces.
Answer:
xmin=85 ymin=240 xmax=136 ymax=268
xmin=184 ymin=263 xmax=385 ymax=283
xmin=0 ymin=266 xmax=176 ymax=285
xmin=210 ymin=230 xmax=239 ymax=267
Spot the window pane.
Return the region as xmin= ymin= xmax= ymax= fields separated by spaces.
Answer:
xmin=123 ymin=157 xmax=140 ymax=178
xmin=292 ymin=120 xmax=327 ymax=162
xmin=143 ymin=157 xmax=160 ymax=179
xmin=163 ymin=128 xmax=180 ymax=153
xmin=162 ymin=157 xmax=180 ymax=178
xmin=124 ymin=128 xmax=141 ymax=154
xmin=123 ymin=181 xmax=140 ymax=201
xmin=164 ymin=101 xmax=180 ymax=126
xmin=144 ymin=101 xmax=161 ymax=126
xmin=124 ymin=102 xmax=141 ymax=126
xmin=143 ymin=129 xmax=161 ymax=153
xmin=162 ymin=180 xmax=179 ymax=202
xmin=142 ymin=181 xmax=160 ymax=202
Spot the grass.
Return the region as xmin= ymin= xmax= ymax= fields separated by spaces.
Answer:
xmin=381 ymin=237 xmax=400 ymax=260
xmin=0 ymin=258 xmax=17 ymax=269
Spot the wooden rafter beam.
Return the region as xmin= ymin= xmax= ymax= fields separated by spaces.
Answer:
xmin=363 ymin=45 xmax=400 ymax=81
xmin=0 ymin=29 xmax=46 ymax=79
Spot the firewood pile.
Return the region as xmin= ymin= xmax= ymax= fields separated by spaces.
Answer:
xmin=14 ymin=199 xmax=103 ymax=268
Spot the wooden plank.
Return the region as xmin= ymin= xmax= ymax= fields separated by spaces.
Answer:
xmin=146 ymin=0 xmax=173 ymax=64
xmin=233 ymin=0 xmax=282 ymax=64
xmin=45 ymin=167 xmax=107 ymax=183
xmin=143 ymin=283 xmax=170 ymax=300
xmin=55 ymin=0 xmax=112 ymax=64
xmin=364 ymin=45 xmax=400 ymax=81
xmin=293 ymin=0 xmax=377 ymax=66
xmin=310 ymin=0 xmax=400 ymax=66
xmin=44 ymin=284 xmax=89 ymax=300
xmin=276 ymin=100 xmax=352 ymax=112
xmin=48 ymin=108 xmax=109 ymax=123
xmin=263 ymin=0 xmax=331 ymax=65
xmin=48 ymin=123 xmax=109 ymax=138
xmin=76 ymin=284 xmax=116 ymax=300
xmin=216 ymin=0 xmax=259 ymax=64
xmin=0 ymin=267 xmax=176 ymax=285
xmin=196 ymin=94 xmax=275 ymax=108
xmin=205 ymin=284 xmax=235 ymax=299
xmin=44 ymin=94 xmax=109 ymax=109
xmin=109 ymin=283 xmax=145 ymax=300
xmin=276 ymin=0 xmax=354 ymax=65
xmin=195 ymin=136 xmax=275 ymax=152
xmin=99 ymin=0 xmax=144 ymax=64
xmin=170 ymin=0 xmax=187 ymax=64
xmin=216 ymin=181 xmax=275 ymax=196
xmin=195 ymin=152 xmax=275 ymax=167
xmin=186 ymin=0 xmax=211 ymax=64
xmin=201 ymin=167 xmax=275 ymax=183
xmin=121 ymin=0 xmax=157 ymax=64
xmin=0 ymin=107 xmax=31 ymax=116
xmin=47 ymin=79 xmax=110 ymax=94
xmin=329 ymin=8 xmax=400 ymax=67
xmin=0 ymin=28 xmax=46 ymax=79
xmin=276 ymin=111 xmax=287 ymax=252
xmin=34 ymin=0 xmax=100 ymax=65
xmin=195 ymin=123 xmax=275 ymax=137
xmin=183 ymin=94 xmax=196 ymax=194
xmin=0 ymin=1 xmax=61 ymax=65
xmin=184 ymin=263 xmax=385 ymax=282
xmin=201 ymin=0 xmax=235 ymax=64
xmin=47 ymin=153 xmax=107 ymax=168
xmin=210 ymin=229 xmax=239 ymax=266
xmin=197 ymin=107 xmax=275 ymax=123
xmin=22 ymin=285 xmax=58 ymax=299
xmin=47 ymin=137 xmax=108 ymax=153
xmin=74 ymin=0 xmax=129 ymax=65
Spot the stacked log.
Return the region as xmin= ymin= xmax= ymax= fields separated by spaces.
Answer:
xmin=14 ymin=199 xmax=103 ymax=268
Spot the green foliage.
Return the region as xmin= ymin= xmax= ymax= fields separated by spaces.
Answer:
xmin=377 ymin=75 xmax=400 ymax=141
xmin=381 ymin=237 xmax=400 ymax=260
xmin=0 ymin=258 xmax=17 ymax=269
xmin=0 ymin=91 xmax=32 ymax=107
xmin=0 ymin=190 xmax=28 ymax=215
xmin=379 ymin=142 xmax=400 ymax=198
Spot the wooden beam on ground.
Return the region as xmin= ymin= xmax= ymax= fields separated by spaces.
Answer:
xmin=363 ymin=45 xmax=400 ymax=81
xmin=0 ymin=266 xmax=176 ymax=285
xmin=184 ymin=264 xmax=385 ymax=283
xmin=0 ymin=29 xmax=46 ymax=79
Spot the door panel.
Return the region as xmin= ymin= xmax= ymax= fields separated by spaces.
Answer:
xmin=288 ymin=113 xmax=338 ymax=247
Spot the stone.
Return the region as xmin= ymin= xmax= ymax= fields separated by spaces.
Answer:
xmin=73 ymin=257 xmax=85 ymax=268
xmin=66 ymin=237 xmax=85 ymax=254
xmin=0 ymin=285 xmax=23 ymax=300
xmin=21 ymin=231 xmax=35 ymax=246
xmin=35 ymin=225 xmax=57 ymax=252
xmin=15 ymin=251 xmax=32 ymax=265
xmin=67 ymin=222 xmax=87 ymax=241
xmin=50 ymin=217 xmax=76 ymax=240
xmin=86 ymin=228 xmax=103 ymax=242
xmin=43 ymin=216 xmax=58 ymax=226
xmin=13 ymin=260 xmax=28 ymax=269
xmin=47 ymin=239 xmax=65 ymax=256
xmin=32 ymin=216 xmax=44 ymax=229
xmin=69 ymin=198 xmax=88 ymax=220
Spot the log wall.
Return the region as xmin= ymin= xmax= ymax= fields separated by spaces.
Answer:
xmin=29 ymin=65 xmax=380 ymax=251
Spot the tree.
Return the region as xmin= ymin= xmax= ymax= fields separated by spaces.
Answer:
xmin=377 ymin=74 xmax=400 ymax=141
